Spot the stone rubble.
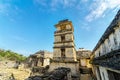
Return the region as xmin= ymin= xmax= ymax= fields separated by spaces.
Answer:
xmin=0 ymin=60 xmax=30 ymax=80
xmin=0 ymin=73 xmax=15 ymax=80
xmin=26 ymin=67 xmax=71 ymax=80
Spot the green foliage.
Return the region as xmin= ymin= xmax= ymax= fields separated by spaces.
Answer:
xmin=0 ymin=49 xmax=27 ymax=62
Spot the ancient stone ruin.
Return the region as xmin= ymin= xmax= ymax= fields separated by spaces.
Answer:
xmin=26 ymin=67 xmax=71 ymax=80
xmin=26 ymin=20 xmax=94 ymax=80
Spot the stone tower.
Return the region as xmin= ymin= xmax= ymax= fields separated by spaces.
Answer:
xmin=53 ymin=19 xmax=77 ymax=61
xmin=49 ymin=19 xmax=79 ymax=76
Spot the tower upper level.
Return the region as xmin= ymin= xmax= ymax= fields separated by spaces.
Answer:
xmin=54 ymin=19 xmax=74 ymax=32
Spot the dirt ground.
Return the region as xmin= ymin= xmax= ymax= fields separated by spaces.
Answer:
xmin=0 ymin=60 xmax=30 ymax=80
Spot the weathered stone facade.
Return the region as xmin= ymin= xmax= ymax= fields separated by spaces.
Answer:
xmin=49 ymin=19 xmax=79 ymax=78
xmin=27 ymin=50 xmax=53 ymax=68
xmin=77 ymin=48 xmax=93 ymax=80
xmin=49 ymin=62 xmax=79 ymax=75
xmin=26 ymin=19 xmax=95 ymax=80
xmin=77 ymin=48 xmax=92 ymax=68
xmin=91 ymin=9 xmax=120 ymax=80
xmin=53 ymin=19 xmax=76 ymax=61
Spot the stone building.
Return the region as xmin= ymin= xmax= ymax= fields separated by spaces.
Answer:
xmin=77 ymin=48 xmax=92 ymax=68
xmin=49 ymin=19 xmax=79 ymax=78
xmin=90 ymin=10 xmax=120 ymax=80
xmin=27 ymin=50 xmax=53 ymax=68
xmin=77 ymin=48 xmax=93 ymax=80
xmin=53 ymin=19 xmax=77 ymax=61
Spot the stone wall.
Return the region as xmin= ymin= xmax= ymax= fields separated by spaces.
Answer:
xmin=54 ymin=42 xmax=74 ymax=47
xmin=93 ymin=19 xmax=120 ymax=58
xmin=49 ymin=62 xmax=79 ymax=76
xmin=53 ymin=49 xmax=61 ymax=57
xmin=54 ymin=36 xmax=61 ymax=42
xmin=77 ymin=49 xmax=92 ymax=68
xmin=43 ymin=58 xmax=50 ymax=67
xmin=27 ymin=50 xmax=53 ymax=67
xmin=65 ymin=34 xmax=73 ymax=41
xmin=91 ymin=10 xmax=120 ymax=80
xmin=53 ymin=48 xmax=76 ymax=61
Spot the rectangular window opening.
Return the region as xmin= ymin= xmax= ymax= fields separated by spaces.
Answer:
xmin=61 ymin=35 xmax=65 ymax=42
xmin=61 ymin=48 xmax=65 ymax=57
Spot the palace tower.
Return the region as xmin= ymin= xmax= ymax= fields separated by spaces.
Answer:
xmin=53 ymin=19 xmax=77 ymax=61
xmin=49 ymin=19 xmax=79 ymax=76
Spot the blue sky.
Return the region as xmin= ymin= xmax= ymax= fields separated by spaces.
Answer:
xmin=0 ymin=0 xmax=120 ymax=56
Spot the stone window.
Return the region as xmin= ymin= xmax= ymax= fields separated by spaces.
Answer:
xmin=61 ymin=35 xmax=65 ymax=42
xmin=61 ymin=48 xmax=65 ymax=57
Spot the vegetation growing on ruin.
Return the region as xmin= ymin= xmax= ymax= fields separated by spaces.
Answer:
xmin=0 ymin=49 xmax=27 ymax=61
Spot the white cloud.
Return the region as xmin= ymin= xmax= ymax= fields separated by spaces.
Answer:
xmin=34 ymin=0 xmax=78 ymax=10
xmin=50 ymin=0 xmax=77 ymax=7
xmin=85 ymin=0 xmax=120 ymax=22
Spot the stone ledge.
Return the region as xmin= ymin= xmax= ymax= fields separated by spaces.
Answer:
xmin=90 ymin=49 xmax=120 ymax=70
xmin=53 ymin=45 xmax=74 ymax=48
xmin=54 ymin=32 xmax=73 ymax=36
xmin=54 ymin=40 xmax=73 ymax=44
xmin=51 ymin=61 xmax=78 ymax=63
xmin=54 ymin=29 xmax=73 ymax=34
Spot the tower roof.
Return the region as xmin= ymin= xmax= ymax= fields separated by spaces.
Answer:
xmin=59 ymin=19 xmax=69 ymax=23
xmin=55 ymin=19 xmax=72 ymax=28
